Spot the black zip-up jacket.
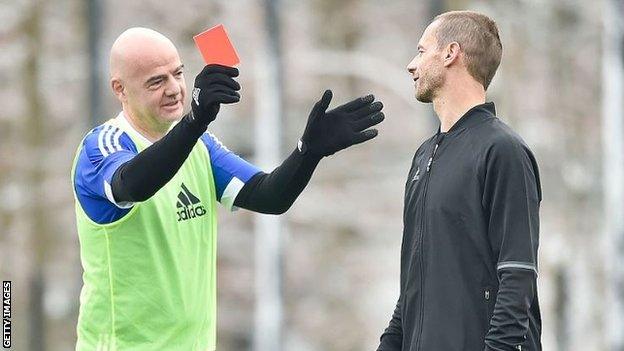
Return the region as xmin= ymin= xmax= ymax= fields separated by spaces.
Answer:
xmin=378 ymin=103 xmax=542 ymax=351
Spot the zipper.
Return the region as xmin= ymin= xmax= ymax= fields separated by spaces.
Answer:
xmin=415 ymin=134 xmax=444 ymax=351
xmin=426 ymin=143 xmax=439 ymax=172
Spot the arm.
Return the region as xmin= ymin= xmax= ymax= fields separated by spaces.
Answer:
xmin=377 ymin=297 xmax=403 ymax=351
xmin=233 ymin=148 xmax=321 ymax=214
xmin=482 ymin=137 xmax=541 ymax=351
xmin=485 ymin=270 xmax=537 ymax=351
xmin=233 ymin=89 xmax=384 ymax=214
xmin=112 ymin=64 xmax=240 ymax=202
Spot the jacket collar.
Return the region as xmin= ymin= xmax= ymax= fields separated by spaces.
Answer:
xmin=439 ymin=102 xmax=496 ymax=135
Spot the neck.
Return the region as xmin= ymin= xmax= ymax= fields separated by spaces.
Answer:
xmin=122 ymin=106 xmax=172 ymax=143
xmin=432 ymin=79 xmax=486 ymax=133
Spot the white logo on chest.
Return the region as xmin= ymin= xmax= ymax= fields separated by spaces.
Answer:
xmin=192 ymin=87 xmax=201 ymax=106
xmin=412 ymin=167 xmax=420 ymax=182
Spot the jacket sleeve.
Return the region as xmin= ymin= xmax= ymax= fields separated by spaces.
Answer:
xmin=112 ymin=113 xmax=208 ymax=203
xmin=481 ymin=137 xmax=541 ymax=350
xmin=377 ymin=296 xmax=403 ymax=351
xmin=233 ymin=148 xmax=321 ymax=214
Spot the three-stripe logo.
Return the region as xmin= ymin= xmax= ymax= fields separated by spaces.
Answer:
xmin=97 ymin=125 xmax=125 ymax=157
xmin=176 ymin=183 xmax=206 ymax=221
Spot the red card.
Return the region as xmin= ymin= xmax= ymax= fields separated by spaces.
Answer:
xmin=193 ymin=24 xmax=240 ymax=67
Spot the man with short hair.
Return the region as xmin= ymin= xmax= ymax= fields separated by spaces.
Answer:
xmin=72 ymin=27 xmax=384 ymax=350
xmin=377 ymin=11 xmax=541 ymax=351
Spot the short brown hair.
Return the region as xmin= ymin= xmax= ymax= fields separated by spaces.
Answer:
xmin=433 ymin=11 xmax=502 ymax=89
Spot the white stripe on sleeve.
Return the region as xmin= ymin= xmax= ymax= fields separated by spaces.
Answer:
xmin=104 ymin=127 xmax=118 ymax=155
xmin=221 ymin=177 xmax=245 ymax=211
xmin=103 ymin=180 xmax=134 ymax=209
xmin=98 ymin=125 xmax=110 ymax=157
xmin=112 ymin=127 xmax=124 ymax=152
xmin=496 ymin=261 xmax=538 ymax=274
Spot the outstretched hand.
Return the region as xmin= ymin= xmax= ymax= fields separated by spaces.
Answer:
xmin=190 ymin=64 xmax=241 ymax=125
xmin=299 ymin=90 xmax=384 ymax=157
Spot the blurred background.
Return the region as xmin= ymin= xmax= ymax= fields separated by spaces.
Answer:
xmin=1 ymin=0 xmax=623 ymax=350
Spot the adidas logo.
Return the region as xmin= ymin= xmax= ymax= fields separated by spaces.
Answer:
xmin=176 ymin=183 xmax=206 ymax=222
xmin=192 ymin=87 xmax=201 ymax=106
xmin=412 ymin=167 xmax=420 ymax=182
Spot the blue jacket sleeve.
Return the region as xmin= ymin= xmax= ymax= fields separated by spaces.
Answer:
xmin=200 ymin=132 xmax=261 ymax=210
xmin=73 ymin=124 xmax=138 ymax=224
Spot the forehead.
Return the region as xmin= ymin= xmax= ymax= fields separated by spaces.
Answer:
xmin=131 ymin=47 xmax=181 ymax=79
xmin=419 ymin=20 xmax=440 ymax=47
xmin=113 ymin=35 xmax=182 ymax=82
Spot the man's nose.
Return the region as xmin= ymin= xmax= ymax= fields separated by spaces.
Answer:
xmin=164 ymin=76 xmax=181 ymax=96
xmin=406 ymin=56 xmax=418 ymax=74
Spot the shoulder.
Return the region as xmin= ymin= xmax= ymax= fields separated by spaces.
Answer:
xmin=470 ymin=117 xmax=540 ymax=184
xmin=200 ymin=131 xmax=230 ymax=152
xmin=475 ymin=119 xmax=540 ymax=189
xmin=475 ymin=117 xmax=533 ymax=158
xmin=82 ymin=122 xmax=138 ymax=161
xmin=476 ymin=117 xmax=542 ymax=200
xmin=199 ymin=131 xmax=236 ymax=163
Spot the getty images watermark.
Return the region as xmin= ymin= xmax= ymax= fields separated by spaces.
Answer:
xmin=2 ymin=281 xmax=10 ymax=348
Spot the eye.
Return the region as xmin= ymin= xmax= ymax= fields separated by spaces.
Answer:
xmin=149 ymin=79 xmax=163 ymax=89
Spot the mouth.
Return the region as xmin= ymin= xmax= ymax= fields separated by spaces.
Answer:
xmin=162 ymin=100 xmax=181 ymax=109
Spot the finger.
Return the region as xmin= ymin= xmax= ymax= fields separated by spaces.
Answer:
xmin=203 ymin=83 xmax=241 ymax=95
xmin=202 ymin=89 xmax=240 ymax=104
xmin=310 ymin=89 xmax=333 ymax=116
xmin=201 ymin=74 xmax=241 ymax=90
xmin=199 ymin=64 xmax=239 ymax=77
xmin=211 ymin=92 xmax=240 ymax=105
xmin=351 ymin=100 xmax=383 ymax=118
xmin=201 ymin=64 xmax=240 ymax=77
xmin=205 ymin=89 xmax=240 ymax=101
xmin=351 ymin=129 xmax=379 ymax=145
xmin=352 ymin=112 xmax=385 ymax=132
xmin=333 ymin=94 xmax=375 ymax=113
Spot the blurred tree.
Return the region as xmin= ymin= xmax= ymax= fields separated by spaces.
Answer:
xmin=22 ymin=0 xmax=47 ymax=349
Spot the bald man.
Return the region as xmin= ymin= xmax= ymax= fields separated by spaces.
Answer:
xmin=71 ymin=27 xmax=384 ymax=350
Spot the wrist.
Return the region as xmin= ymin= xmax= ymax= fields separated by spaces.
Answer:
xmin=295 ymin=140 xmax=323 ymax=162
xmin=298 ymin=132 xmax=334 ymax=158
xmin=186 ymin=110 xmax=208 ymax=126
xmin=297 ymin=139 xmax=308 ymax=155
xmin=182 ymin=111 xmax=209 ymax=136
xmin=297 ymin=139 xmax=321 ymax=158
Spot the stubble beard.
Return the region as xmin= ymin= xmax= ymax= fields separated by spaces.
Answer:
xmin=415 ymin=68 xmax=444 ymax=104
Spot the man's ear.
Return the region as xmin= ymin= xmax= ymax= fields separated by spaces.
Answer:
xmin=443 ymin=42 xmax=461 ymax=67
xmin=111 ymin=78 xmax=127 ymax=103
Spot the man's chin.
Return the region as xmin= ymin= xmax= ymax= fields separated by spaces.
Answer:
xmin=415 ymin=92 xmax=433 ymax=103
xmin=160 ymin=107 xmax=185 ymax=121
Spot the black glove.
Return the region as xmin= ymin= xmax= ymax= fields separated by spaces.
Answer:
xmin=190 ymin=64 xmax=241 ymax=126
xmin=298 ymin=90 xmax=384 ymax=157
